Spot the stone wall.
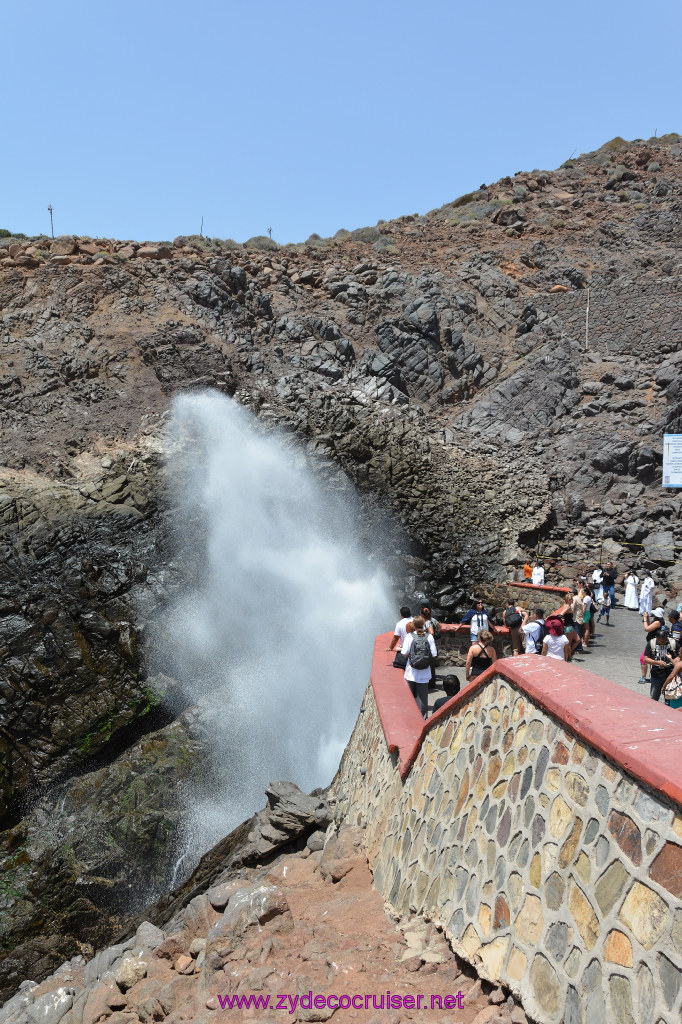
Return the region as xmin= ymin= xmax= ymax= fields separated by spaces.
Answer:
xmin=333 ymin=640 xmax=682 ymax=1023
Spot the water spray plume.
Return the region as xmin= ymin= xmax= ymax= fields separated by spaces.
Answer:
xmin=158 ymin=391 xmax=393 ymax=873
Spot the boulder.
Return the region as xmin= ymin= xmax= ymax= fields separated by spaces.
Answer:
xmin=644 ymin=531 xmax=675 ymax=563
xmin=51 ymin=236 xmax=78 ymax=256
xmin=115 ymin=956 xmax=148 ymax=991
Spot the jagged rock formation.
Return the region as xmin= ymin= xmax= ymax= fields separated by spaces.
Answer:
xmin=1 ymin=133 xmax=681 ymax=1000
xmin=0 ymin=813 xmax=514 ymax=1024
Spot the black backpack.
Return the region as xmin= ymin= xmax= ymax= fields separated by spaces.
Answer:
xmin=533 ymin=622 xmax=548 ymax=653
xmin=409 ymin=633 xmax=432 ymax=669
xmin=504 ymin=608 xmax=522 ymax=629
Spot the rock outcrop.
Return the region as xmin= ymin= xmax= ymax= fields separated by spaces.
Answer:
xmin=1 ymin=132 xmax=682 ymax=998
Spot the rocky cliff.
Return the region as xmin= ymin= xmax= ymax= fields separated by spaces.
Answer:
xmin=1 ymin=133 xmax=681 ymax=1000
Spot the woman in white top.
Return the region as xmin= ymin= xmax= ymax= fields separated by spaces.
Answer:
xmin=401 ymin=615 xmax=437 ymax=720
xmin=624 ymin=570 xmax=639 ymax=610
xmin=639 ymin=574 xmax=655 ymax=616
xmin=542 ymin=617 xmax=570 ymax=661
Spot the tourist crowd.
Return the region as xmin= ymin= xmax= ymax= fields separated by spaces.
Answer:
xmin=390 ymin=561 xmax=682 ymax=719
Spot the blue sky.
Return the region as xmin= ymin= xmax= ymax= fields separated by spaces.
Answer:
xmin=2 ymin=0 xmax=680 ymax=243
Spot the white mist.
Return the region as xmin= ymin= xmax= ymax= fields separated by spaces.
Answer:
xmin=160 ymin=391 xmax=393 ymax=866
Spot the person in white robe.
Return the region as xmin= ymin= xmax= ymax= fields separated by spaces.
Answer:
xmin=592 ymin=566 xmax=604 ymax=604
xmin=639 ymin=574 xmax=654 ymax=616
xmin=624 ymin=570 xmax=639 ymax=610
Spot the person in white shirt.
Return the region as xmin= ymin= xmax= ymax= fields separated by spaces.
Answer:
xmin=591 ymin=566 xmax=604 ymax=604
xmin=401 ymin=616 xmax=437 ymax=719
xmin=542 ymin=617 xmax=570 ymax=661
xmin=624 ymin=570 xmax=639 ymax=610
xmin=388 ymin=606 xmax=413 ymax=651
xmin=521 ymin=607 xmax=545 ymax=653
xmin=531 ymin=562 xmax=545 ymax=586
xmin=639 ymin=575 xmax=655 ymax=617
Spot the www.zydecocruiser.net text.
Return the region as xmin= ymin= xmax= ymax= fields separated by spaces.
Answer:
xmin=216 ymin=991 xmax=465 ymax=1012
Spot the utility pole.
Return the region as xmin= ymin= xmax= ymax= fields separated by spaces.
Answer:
xmin=199 ymin=216 xmax=203 ymax=239
xmin=47 ymin=204 xmax=54 ymax=238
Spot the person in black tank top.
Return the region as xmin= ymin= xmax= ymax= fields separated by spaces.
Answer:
xmin=466 ymin=630 xmax=497 ymax=682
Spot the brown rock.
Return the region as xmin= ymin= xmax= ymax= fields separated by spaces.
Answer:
xmin=648 ymin=841 xmax=682 ymax=898
xmin=118 ymin=245 xmax=136 ymax=258
xmin=607 ymin=810 xmax=642 ymax=865
xmin=50 ymin=255 xmax=72 ymax=265
xmin=604 ymin=929 xmax=634 ymax=967
xmin=493 ymin=895 xmax=510 ymax=929
xmin=79 ymin=242 xmax=99 ymax=256
xmin=155 ymin=936 xmax=189 ymax=961
xmin=319 ymin=827 xmax=363 ymax=883
xmin=550 ymin=284 xmax=568 ymax=292
xmin=402 ymin=955 xmax=422 ymax=972
xmin=8 ymin=242 xmax=22 ymax=257
xmin=138 ymin=246 xmax=161 ymax=259
xmin=173 ymin=955 xmax=193 ymax=973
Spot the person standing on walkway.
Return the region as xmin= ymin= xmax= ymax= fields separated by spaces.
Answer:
xmin=542 ymin=617 xmax=570 ymax=661
xmin=581 ymin=585 xmax=593 ymax=649
xmin=624 ymin=569 xmax=639 ymax=610
xmin=596 ymin=589 xmax=612 ymax=626
xmin=638 ymin=607 xmax=666 ymax=685
xmin=388 ymin=606 xmax=413 ymax=652
xmin=465 ymin=630 xmax=497 ymax=681
xmin=602 ymin=562 xmax=617 ymax=606
xmin=592 ymin=565 xmax=604 ymax=604
xmin=570 ymin=588 xmax=585 ymax=653
xmin=639 ymin=573 xmax=655 ymax=616
xmin=521 ymin=608 xmax=546 ymax=654
xmin=503 ymin=599 xmax=524 ymax=656
xmin=419 ymin=602 xmax=440 ymax=686
xmin=644 ymin=629 xmax=676 ymax=701
xmin=401 ymin=616 xmax=437 ymax=719
xmin=523 ymin=560 xmax=533 ymax=581
xmin=668 ymin=610 xmax=682 ymax=648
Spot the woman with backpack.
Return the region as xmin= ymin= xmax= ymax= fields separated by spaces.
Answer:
xmin=465 ymin=630 xmax=497 ymax=682
xmin=400 ymin=615 xmax=437 ymax=719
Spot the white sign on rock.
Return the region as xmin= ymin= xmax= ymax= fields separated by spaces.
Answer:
xmin=662 ymin=434 xmax=682 ymax=488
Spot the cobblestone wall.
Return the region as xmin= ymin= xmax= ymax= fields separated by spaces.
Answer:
xmin=333 ymin=679 xmax=682 ymax=1023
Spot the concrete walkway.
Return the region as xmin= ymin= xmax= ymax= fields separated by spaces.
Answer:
xmin=570 ymin=601 xmax=652 ymax=697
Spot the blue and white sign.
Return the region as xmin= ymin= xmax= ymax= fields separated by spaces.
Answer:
xmin=663 ymin=434 xmax=682 ymax=488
